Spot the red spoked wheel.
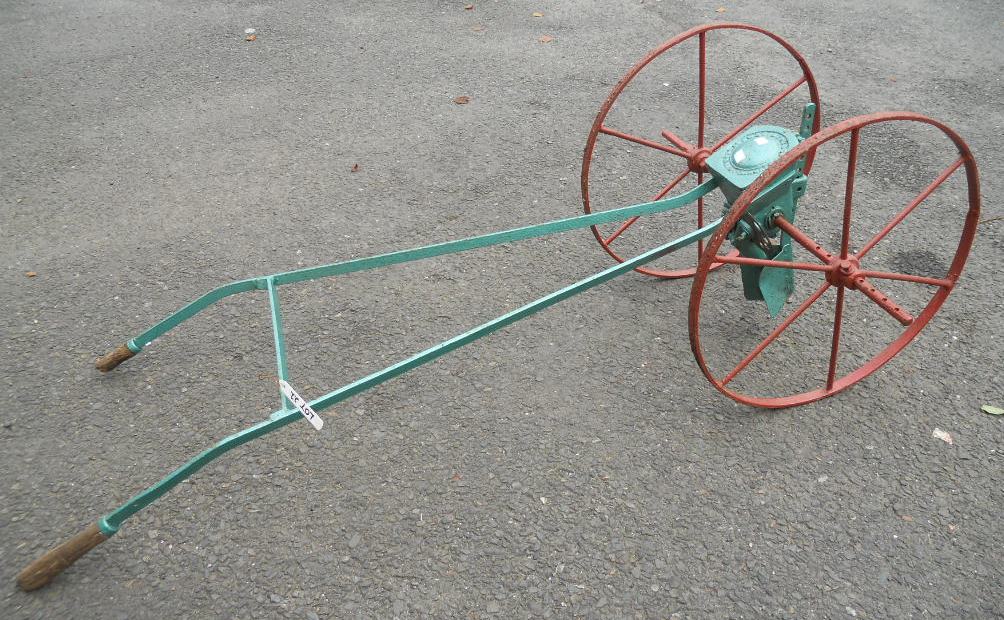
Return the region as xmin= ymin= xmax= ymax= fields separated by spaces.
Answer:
xmin=582 ymin=22 xmax=822 ymax=278
xmin=689 ymin=112 xmax=980 ymax=408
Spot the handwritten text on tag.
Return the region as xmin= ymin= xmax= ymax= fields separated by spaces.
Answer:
xmin=279 ymin=380 xmax=323 ymax=431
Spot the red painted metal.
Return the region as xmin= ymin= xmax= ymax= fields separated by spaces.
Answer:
xmin=857 ymin=270 xmax=953 ymax=288
xmin=689 ymin=111 xmax=980 ymax=408
xmin=722 ymin=282 xmax=831 ymax=386
xmin=775 ymin=215 xmax=912 ymax=324
xmin=840 ymin=128 xmax=860 ymax=259
xmin=826 ymin=286 xmax=846 ymax=390
xmin=773 ymin=216 xmax=913 ymax=324
xmin=852 ymin=275 xmax=914 ymax=325
xmin=825 ymin=128 xmax=859 ymax=389
xmin=581 ymin=23 xmax=822 ymax=279
xmin=598 ymin=125 xmax=689 ymax=157
xmin=710 ymin=76 xmax=808 ymax=154
xmin=774 ymin=216 xmax=834 ymax=262
xmin=857 ymin=157 xmax=965 ymax=259
xmin=661 ymin=129 xmax=691 ymax=151
xmin=713 ymin=254 xmax=830 ymax=272
xmin=697 ymin=32 xmax=707 ymax=261
xmin=603 ymin=169 xmax=691 ymax=245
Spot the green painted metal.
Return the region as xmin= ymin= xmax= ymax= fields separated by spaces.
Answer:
xmin=754 ymin=171 xmax=809 ymax=315
xmin=93 ymin=107 xmax=819 ymax=540
xmin=127 ymin=278 xmax=261 ymax=351
xmin=704 ymin=112 xmax=815 ymax=317
xmin=706 ymin=124 xmax=802 ymax=204
xmin=799 ymin=102 xmax=817 ymax=140
xmin=727 ymin=171 xmax=809 ymax=315
xmin=99 ymin=410 xmax=303 ymax=536
xmin=308 ymin=218 xmax=719 ymax=412
xmin=270 ymin=180 xmax=717 ymax=286
xmin=758 ymin=243 xmax=795 ymax=317
xmin=745 ymin=102 xmax=816 ymax=317
xmin=121 ymin=178 xmax=718 ymax=356
xmin=266 ymin=277 xmax=293 ymax=412
xmin=93 ymin=174 xmax=724 ymax=536
xmin=97 ymin=217 xmax=722 ymax=534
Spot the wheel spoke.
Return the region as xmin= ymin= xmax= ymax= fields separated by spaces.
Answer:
xmin=826 ymin=286 xmax=845 ymax=390
xmin=829 ymin=130 xmax=857 ymax=391
xmin=852 ymin=276 xmax=914 ymax=326
xmin=604 ymin=216 xmax=640 ymax=245
xmin=688 ymin=108 xmax=977 ymax=407
xmin=696 ymin=33 xmax=707 ymax=260
xmin=857 ymin=157 xmax=965 ymax=259
xmin=603 ymin=168 xmax=690 ymax=245
xmin=599 ymin=125 xmax=688 ymax=157
xmin=711 ymin=76 xmax=807 ymax=152
xmin=857 ymin=270 xmax=953 ymax=288
xmin=697 ymin=172 xmax=705 ymax=259
xmin=660 ymin=129 xmax=692 ymax=151
xmin=722 ymin=281 xmax=831 ymax=386
xmin=653 ymin=168 xmax=691 ymax=201
xmin=698 ymin=31 xmax=707 ymax=151
xmin=773 ymin=216 xmax=835 ymax=263
xmin=712 ymin=254 xmax=831 ymax=273
xmin=840 ymin=129 xmax=860 ymax=258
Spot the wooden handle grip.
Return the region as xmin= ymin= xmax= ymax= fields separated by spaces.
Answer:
xmin=95 ymin=344 xmax=135 ymax=372
xmin=17 ymin=523 xmax=108 ymax=591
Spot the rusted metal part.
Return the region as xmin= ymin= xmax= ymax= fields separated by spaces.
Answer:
xmin=580 ymin=22 xmax=822 ymax=278
xmin=689 ymin=111 xmax=980 ymax=408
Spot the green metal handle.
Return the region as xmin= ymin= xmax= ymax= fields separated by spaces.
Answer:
xmin=93 ymin=217 xmax=723 ymax=538
xmin=99 ymin=178 xmax=719 ymax=368
xmin=35 ymin=186 xmax=724 ymax=592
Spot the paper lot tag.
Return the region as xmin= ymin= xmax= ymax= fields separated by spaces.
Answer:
xmin=279 ymin=380 xmax=324 ymax=430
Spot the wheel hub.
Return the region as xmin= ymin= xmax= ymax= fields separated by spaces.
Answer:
xmin=687 ymin=147 xmax=712 ymax=173
xmin=827 ymin=256 xmax=861 ymax=288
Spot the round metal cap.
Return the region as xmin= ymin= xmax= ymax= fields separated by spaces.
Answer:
xmin=731 ymin=131 xmax=788 ymax=171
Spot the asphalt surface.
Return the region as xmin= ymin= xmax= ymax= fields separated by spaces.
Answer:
xmin=2 ymin=1 xmax=1002 ymax=618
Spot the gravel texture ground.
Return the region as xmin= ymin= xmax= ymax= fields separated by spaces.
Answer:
xmin=2 ymin=1 xmax=1002 ymax=618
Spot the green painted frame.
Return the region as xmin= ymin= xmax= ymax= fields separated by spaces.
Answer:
xmin=98 ymin=177 xmax=723 ymax=536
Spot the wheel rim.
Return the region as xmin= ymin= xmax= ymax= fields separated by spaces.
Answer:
xmin=581 ymin=22 xmax=822 ymax=279
xmin=689 ymin=111 xmax=980 ymax=408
